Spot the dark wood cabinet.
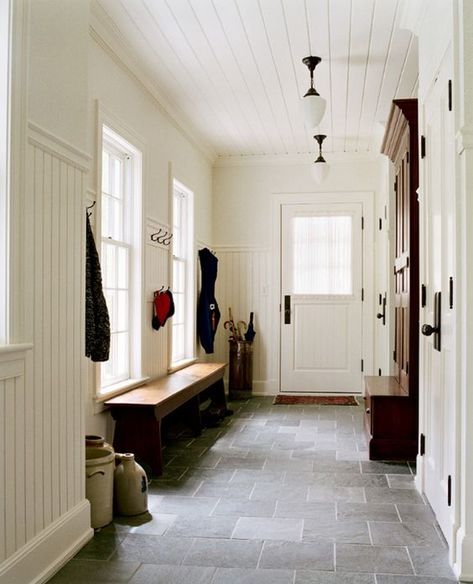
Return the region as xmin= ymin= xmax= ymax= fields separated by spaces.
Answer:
xmin=365 ymin=99 xmax=419 ymax=461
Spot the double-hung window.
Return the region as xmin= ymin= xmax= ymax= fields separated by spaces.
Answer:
xmin=171 ymin=180 xmax=195 ymax=368
xmin=99 ymin=125 xmax=142 ymax=396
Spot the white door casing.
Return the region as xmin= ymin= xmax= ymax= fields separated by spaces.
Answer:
xmin=418 ymin=47 xmax=457 ymax=548
xmin=280 ymin=202 xmax=363 ymax=394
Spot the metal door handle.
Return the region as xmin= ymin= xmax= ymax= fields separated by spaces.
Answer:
xmin=376 ymin=294 xmax=386 ymax=325
xmin=376 ymin=313 xmax=383 ymax=319
xmin=421 ymin=324 xmax=439 ymax=336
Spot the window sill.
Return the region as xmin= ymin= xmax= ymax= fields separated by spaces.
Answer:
xmin=94 ymin=376 xmax=150 ymax=413
xmin=168 ymin=358 xmax=197 ymax=374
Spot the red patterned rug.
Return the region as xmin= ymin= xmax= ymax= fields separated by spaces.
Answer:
xmin=273 ymin=395 xmax=358 ymax=406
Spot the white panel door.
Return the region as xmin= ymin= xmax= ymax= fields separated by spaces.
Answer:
xmin=280 ymin=203 xmax=363 ymax=393
xmin=419 ymin=49 xmax=456 ymax=546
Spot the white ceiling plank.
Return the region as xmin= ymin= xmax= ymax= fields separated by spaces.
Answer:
xmin=327 ymin=0 xmax=352 ymax=151
xmin=344 ymin=0 xmax=375 ymax=151
xmin=190 ymin=0 xmax=275 ymax=154
xmin=212 ymin=0 xmax=288 ymax=154
xmin=91 ymin=0 xmax=417 ymax=157
xmin=142 ymin=0 xmax=254 ymax=154
xmin=356 ymin=0 xmax=399 ymax=150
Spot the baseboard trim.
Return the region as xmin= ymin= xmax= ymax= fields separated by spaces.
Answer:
xmin=0 ymin=499 xmax=93 ymax=584
xmin=454 ymin=526 xmax=473 ymax=581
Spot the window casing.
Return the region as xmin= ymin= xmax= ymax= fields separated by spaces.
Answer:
xmin=98 ymin=126 xmax=142 ymax=395
xmin=171 ymin=180 xmax=195 ymax=367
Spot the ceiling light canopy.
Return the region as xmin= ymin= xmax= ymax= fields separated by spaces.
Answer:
xmin=312 ymin=134 xmax=329 ymax=183
xmin=302 ymin=56 xmax=326 ymax=129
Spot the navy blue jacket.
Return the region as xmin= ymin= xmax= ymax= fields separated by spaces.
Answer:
xmin=197 ymin=248 xmax=220 ymax=353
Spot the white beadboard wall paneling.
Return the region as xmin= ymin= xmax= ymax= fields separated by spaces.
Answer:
xmin=0 ymin=346 xmax=31 ymax=563
xmin=4 ymin=128 xmax=88 ymax=565
xmin=92 ymin=0 xmax=418 ymax=157
xmin=145 ymin=217 xmax=171 ymax=379
xmin=214 ymin=247 xmax=271 ymax=391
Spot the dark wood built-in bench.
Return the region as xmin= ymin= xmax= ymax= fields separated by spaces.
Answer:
xmin=105 ymin=363 xmax=227 ymax=476
xmin=364 ymin=375 xmax=418 ymax=460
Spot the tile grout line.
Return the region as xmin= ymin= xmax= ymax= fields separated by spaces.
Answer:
xmin=405 ymin=545 xmax=417 ymax=574
xmin=255 ymin=539 xmax=266 ymax=569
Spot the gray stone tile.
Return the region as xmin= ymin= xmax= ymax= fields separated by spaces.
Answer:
xmin=129 ymin=564 xmax=215 ymax=584
xmin=217 ymin=456 xmax=266 ymax=470
xmin=264 ymin=458 xmax=314 ymax=472
xmin=212 ymin=568 xmax=295 ymax=584
xmin=153 ymin=495 xmax=219 ymax=516
xmin=337 ymin=502 xmax=400 ymax=522
xmin=396 ymin=504 xmax=437 ymax=524
xmin=303 ymin=518 xmax=370 ymax=543
xmin=370 ymin=521 xmax=444 ymax=547
xmin=75 ymin=533 xmax=124 ymax=560
xmin=336 ymin=544 xmax=413 ymax=574
xmin=184 ymin=469 xmax=235 ymax=483
xmin=295 ymin=571 xmax=375 ymax=584
xmin=194 ymin=481 xmax=254 ymax=498
xmin=387 ymin=475 xmax=417 ymax=489
xmin=336 ymin=451 xmax=370 ymax=461
xmin=230 ymin=469 xmax=285 ymax=484
xmin=275 ymin=499 xmax=335 ymax=520
xmin=307 ymin=485 xmax=366 ymax=503
xmin=365 ymin=487 xmax=425 ymax=505
xmin=183 ymin=537 xmax=263 ymax=568
xmin=166 ymin=515 xmax=238 ymax=539
xmin=310 ymin=460 xmax=361 ymax=473
xmin=212 ymin=497 xmax=276 ymax=517
xmin=408 ymin=547 xmax=457 ymax=579
xmin=302 ymin=472 xmax=387 ymax=487
xmin=149 ymin=479 xmax=203 ymax=496
xmin=361 ymin=461 xmax=412 ymax=475
xmin=48 ymin=560 xmax=139 ymax=583
xmin=259 ymin=540 xmax=334 ymax=570
xmin=232 ymin=517 xmax=303 ymax=541
xmin=250 ymin=482 xmax=309 ymax=501
xmin=123 ymin=512 xmax=177 ymax=535
xmin=375 ymin=576 xmax=456 ymax=584
xmin=112 ymin=534 xmax=194 ymax=564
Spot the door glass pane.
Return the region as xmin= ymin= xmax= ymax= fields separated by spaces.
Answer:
xmin=292 ymin=215 xmax=353 ymax=295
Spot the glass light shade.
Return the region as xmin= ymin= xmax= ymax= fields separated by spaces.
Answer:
xmin=302 ymin=94 xmax=327 ymax=129
xmin=311 ymin=160 xmax=330 ymax=183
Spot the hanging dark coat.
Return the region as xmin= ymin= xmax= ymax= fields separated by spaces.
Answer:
xmin=85 ymin=214 xmax=111 ymax=361
xmin=197 ymin=248 xmax=220 ymax=354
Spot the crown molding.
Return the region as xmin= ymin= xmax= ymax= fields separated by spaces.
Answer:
xmin=89 ymin=5 xmax=217 ymax=166
xmin=213 ymin=151 xmax=383 ymax=168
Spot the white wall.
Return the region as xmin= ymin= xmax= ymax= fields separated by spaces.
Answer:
xmin=0 ymin=1 xmax=93 ymax=583
xmin=212 ymin=157 xmax=387 ymax=393
xmin=85 ymin=29 xmax=214 ymax=438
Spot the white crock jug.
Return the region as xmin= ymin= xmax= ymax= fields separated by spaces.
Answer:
xmin=114 ymin=453 xmax=148 ymax=516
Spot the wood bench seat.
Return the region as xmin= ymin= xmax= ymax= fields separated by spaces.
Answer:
xmin=105 ymin=362 xmax=227 ymax=476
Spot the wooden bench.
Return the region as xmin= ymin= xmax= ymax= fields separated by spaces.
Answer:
xmin=105 ymin=363 xmax=228 ymax=476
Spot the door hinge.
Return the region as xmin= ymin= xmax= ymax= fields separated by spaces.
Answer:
xmin=379 ymin=217 xmax=382 ymax=230
xmin=393 ymin=349 xmax=397 ymax=362
xmin=421 ymin=284 xmax=427 ymax=308
xmin=421 ymin=135 xmax=426 ymax=158
xmin=406 ymin=151 xmax=410 ymax=164
xmin=406 ymin=361 xmax=409 ymax=374
xmin=448 ymin=79 xmax=453 ymax=111
xmin=279 ymin=303 xmax=281 ymax=313
xmin=449 ymin=276 xmax=454 ymax=309
xmin=361 ymin=216 xmax=365 ymax=230
xmin=447 ymin=475 xmax=452 ymax=506
xmin=378 ymin=368 xmax=382 ymax=376
xmin=361 ymin=288 xmax=365 ymax=301
xmin=394 ymin=179 xmax=398 ymax=192
xmin=361 ymin=359 xmax=364 ymax=372
xmin=420 ymin=433 xmax=425 ymax=456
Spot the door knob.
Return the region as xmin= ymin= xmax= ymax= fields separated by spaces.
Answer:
xmin=421 ymin=324 xmax=439 ymax=336
xmin=376 ymin=313 xmax=383 ymax=319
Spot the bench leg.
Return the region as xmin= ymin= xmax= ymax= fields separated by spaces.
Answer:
xmin=185 ymin=396 xmax=202 ymax=437
xmin=209 ymin=378 xmax=233 ymax=416
xmin=110 ymin=407 xmax=164 ymax=477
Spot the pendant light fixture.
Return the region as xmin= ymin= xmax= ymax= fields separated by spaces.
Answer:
xmin=302 ymin=56 xmax=326 ymax=129
xmin=312 ymin=134 xmax=329 ymax=183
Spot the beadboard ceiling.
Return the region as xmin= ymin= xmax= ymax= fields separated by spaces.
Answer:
xmin=92 ymin=0 xmax=417 ymax=160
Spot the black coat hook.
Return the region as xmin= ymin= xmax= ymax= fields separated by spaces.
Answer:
xmin=163 ymin=233 xmax=173 ymax=246
xmin=86 ymin=201 xmax=96 ymax=217
xmin=151 ymin=228 xmax=163 ymax=242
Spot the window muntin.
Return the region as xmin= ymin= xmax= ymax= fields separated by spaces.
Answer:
xmin=292 ymin=215 xmax=353 ymax=295
xmin=171 ymin=181 xmax=194 ymax=367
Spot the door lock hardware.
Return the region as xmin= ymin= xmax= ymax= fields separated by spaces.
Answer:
xmin=421 ymin=291 xmax=441 ymax=351
xmin=284 ymin=295 xmax=291 ymax=325
xmin=376 ymin=294 xmax=387 ymax=325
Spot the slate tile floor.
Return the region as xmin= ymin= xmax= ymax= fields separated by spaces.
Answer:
xmin=48 ymin=397 xmax=457 ymax=584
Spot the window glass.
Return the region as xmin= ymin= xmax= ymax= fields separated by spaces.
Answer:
xmin=292 ymin=215 xmax=353 ymax=295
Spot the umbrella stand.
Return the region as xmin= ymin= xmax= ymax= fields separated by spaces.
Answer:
xmin=228 ymin=339 xmax=253 ymax=400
